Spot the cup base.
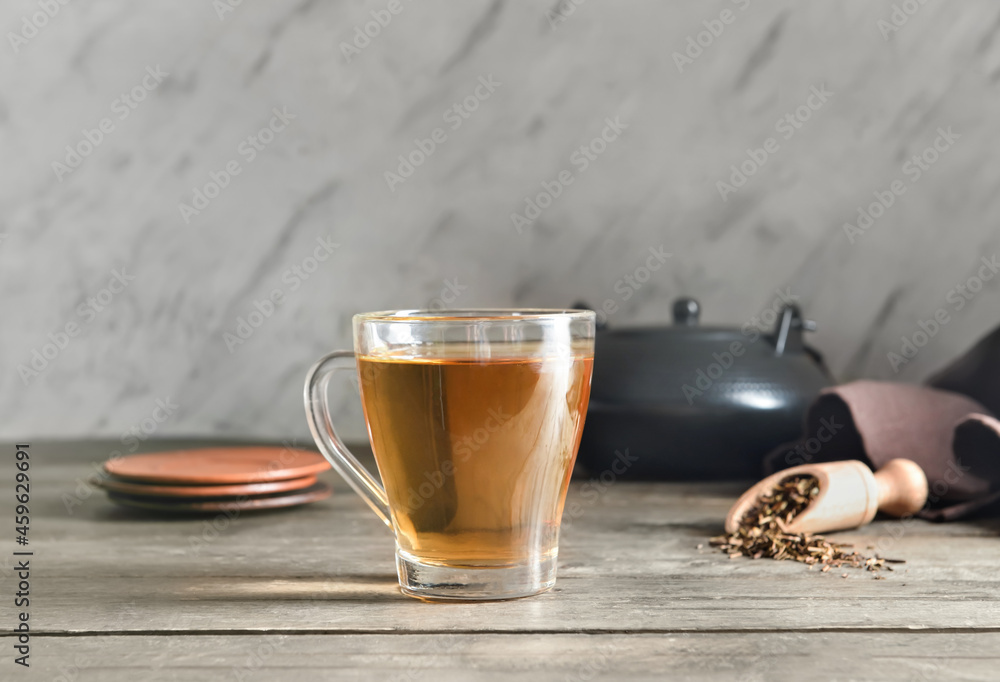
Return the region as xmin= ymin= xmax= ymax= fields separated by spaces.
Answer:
xmin=395 ymin=550 xmax=557 ymax=601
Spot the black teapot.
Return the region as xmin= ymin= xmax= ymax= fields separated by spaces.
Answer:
xmin=575 ymin=297 xmax=834 ymax=480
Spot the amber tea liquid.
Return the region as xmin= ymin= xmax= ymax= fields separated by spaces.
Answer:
xmin=358 ymin=348 xmax=592 ymax=568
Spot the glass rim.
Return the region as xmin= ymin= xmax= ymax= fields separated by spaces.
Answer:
xmin=355 ymin=308 xmax=596 ymax=323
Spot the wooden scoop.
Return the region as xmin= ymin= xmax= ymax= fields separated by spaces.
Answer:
xmin=724 ymin=459 xmax=929 ymax=535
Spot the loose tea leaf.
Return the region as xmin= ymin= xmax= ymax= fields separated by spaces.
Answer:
xmin=710 ymin=474 xmax=903 ymax=577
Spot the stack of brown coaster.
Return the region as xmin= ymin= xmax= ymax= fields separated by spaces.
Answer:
xmin=95 ymin=447 xmax=332 ymax=513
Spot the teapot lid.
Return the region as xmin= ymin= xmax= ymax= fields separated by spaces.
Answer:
xmin=588 ymin=296 xmax=818 ymax=357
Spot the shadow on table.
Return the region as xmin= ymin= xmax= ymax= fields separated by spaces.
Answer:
xmin=955 ymin=502 xmax=1000 ymax=534
xmin=86 ymin=502 xmax=335 ymax=522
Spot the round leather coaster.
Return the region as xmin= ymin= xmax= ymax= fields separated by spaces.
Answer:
xmin=94 ymin=474 xmax=319 ymax=498
xmin=105 ymin=481 xmax=333 ymax=513
xmin=103 ymin=447 xmax=331 ymax=484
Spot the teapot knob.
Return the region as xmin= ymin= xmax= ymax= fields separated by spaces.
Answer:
xmin=672 ymin=297 xmax=700 ymax=326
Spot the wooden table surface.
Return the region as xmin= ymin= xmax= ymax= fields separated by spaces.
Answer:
xmin=3 ymin=440 xmax=1000 ymax=681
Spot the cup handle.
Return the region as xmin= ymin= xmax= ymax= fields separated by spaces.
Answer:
xmin=304 ymin=351 xmax=392 ymax=528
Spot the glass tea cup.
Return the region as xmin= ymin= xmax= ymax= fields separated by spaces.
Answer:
xmin=304 ymin=309 xmax=595 ymax=601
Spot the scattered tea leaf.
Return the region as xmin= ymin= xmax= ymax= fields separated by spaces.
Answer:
xmin=710 ymin=474 xmax=903 ymax=577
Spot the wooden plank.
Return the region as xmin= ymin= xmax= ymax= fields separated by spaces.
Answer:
xmin=5 ymin=632 xmax=1000 ymax=681
xmin=3 ymin=441 xmax=1000 ymax=634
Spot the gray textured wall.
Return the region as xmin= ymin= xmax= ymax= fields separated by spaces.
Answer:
xmin=4 ymin=0 xmax=1000 ymax=443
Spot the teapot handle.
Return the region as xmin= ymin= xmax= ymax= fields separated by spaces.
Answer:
xmin=772 ymin=305 xmax=817 ymax=356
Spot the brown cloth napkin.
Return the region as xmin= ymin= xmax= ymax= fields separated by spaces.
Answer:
xmin=764 ymin=325 xmax=1000 ymax=520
